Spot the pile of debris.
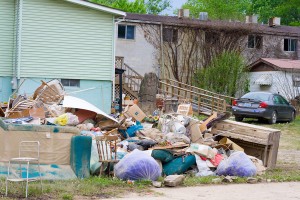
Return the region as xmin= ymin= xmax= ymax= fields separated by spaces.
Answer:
xmin=0 ymin=79 xmax=268 ymax=185
xmin=1 ymin=79 xmax=118 ymax=128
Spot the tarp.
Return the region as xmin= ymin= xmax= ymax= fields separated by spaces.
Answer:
xmin=63 ymin=95 xmax=118 ymax=122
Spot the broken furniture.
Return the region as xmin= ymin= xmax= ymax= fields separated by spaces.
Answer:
xmin=5 ymin=141 xmax=43 ymax=198
xmin=33 ymin=80 xmax=65 ymax=105
xmin=95 ymin=135 xmax=119 ymax=176
xmin=211 ymin=120 xmax=281 ymax=169
xmin=0 ymin=118 xmax=91 ymax=180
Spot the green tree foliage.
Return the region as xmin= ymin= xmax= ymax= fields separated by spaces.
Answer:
xmin=193 ymin=51 xmax=248 ymax=97
xmin=145 ymin=0 xmax=170 ymax=15
xmin=183 ymin=0 xmax=300 ymax=26
xmin=245 ymin=0 xmax=300 ymax=25
xmin=92 ymin=0 xmax=146 ymax=13
xmin=183 ymin=0 xmax=249 ymax=21
xmin=91 ymin=0 xmax=170 ymax=14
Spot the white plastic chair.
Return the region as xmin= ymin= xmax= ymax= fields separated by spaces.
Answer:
xmin=5 ymin=141 xmax=43 ymax=198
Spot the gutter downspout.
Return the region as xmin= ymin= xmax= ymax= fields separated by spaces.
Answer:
xmin=112 ymin=16 xmax=125 ymax=101
xmin=160 ymin=22 xmax=164 ymax=81
xmin=14 ymin=0 xmax=23 ymax=92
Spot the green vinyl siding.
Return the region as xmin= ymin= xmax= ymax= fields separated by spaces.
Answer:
xmin=20 ymin=0 xmax=114 ymax=81
xmin=0 ymin=0 xmax=15 ymax=76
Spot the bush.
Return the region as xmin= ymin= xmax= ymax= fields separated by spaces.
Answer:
xmin=193 ymin=51 xmax=249 ymax=97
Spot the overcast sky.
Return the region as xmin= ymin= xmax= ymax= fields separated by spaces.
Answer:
xmin=161 ymin=0 xmax=188 ymax=15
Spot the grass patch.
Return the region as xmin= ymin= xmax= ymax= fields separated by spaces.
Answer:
xmin=265 ymin=116 xmax=300 ymax=150
xmin=261 ymin=168 xmax=300 ymax=182
xmin=0 ymin=177 xmax=153 ymax=199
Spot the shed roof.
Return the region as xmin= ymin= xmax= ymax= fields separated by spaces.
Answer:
xmin=124 ymin=13 xmax=300 ymax=37
xmin=65 ymin=0 xmax=126 ymax=16
xmin=249 ymin=58 xmax=300 ymax=71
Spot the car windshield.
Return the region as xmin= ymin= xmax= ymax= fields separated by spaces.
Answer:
xmin=241 ymin=93 xmax=270 ymax=101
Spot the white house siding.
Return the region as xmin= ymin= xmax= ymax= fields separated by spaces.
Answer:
xmin=0 ymin=0 xmax=15 ymax=76
xmin=250 ymin=71 xmax=300 ymax=100
xmin=116 ymin=23 xmax=157 ymax=76
xmin=20 ymin=0 xmax=114 ymax=81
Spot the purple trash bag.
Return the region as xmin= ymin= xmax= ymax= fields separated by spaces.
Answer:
xmin=114 ymin=149 xmax=161 ymax=181
xmin=216 ymin=151 xmax=257 ymax=177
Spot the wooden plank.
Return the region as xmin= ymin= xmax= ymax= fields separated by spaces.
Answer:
xmin=149 ymin=144 xmax=189 ymax=150
xmin=211 ymin=120 xmax=280 ymax=141
xmin=267 ymin=132 xmax=280 ymax=169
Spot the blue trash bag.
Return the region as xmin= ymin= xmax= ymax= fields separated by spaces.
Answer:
xmin=114 ymin=149 xmax=161 ymax=181
xmin=120 ymin=125 xmax=143 ymax=138
xmin=216 ymin=151 xmax=257 ymax=177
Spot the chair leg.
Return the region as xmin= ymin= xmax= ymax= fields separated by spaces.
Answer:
xmin=5 ymin=161 xmax=11 ymax=196
xmin=108 ymin=163 xmax=111 ymax=177
xmin=26 ymin=161 xmax=29 ymax=198
xmin=38 ymin=161 xmax=43 ymax=193
xmin=99 ymin=163 xmax=103 ymax=177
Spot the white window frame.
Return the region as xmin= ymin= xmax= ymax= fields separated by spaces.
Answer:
xmin=284 ymin=38 xmax=297 ymax=52
xmin=118 ymin=24 xmax=135 ymax=40
xmin=61 ymin=79 xmax=80 ymax=87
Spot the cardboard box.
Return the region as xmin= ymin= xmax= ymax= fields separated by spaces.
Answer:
xmin=29 ymin=107 xmax=45 ymax=119
xmin=7 ymin=110 xmax=30 ymax=119
xmin=124 ymin=104 xmax=146 ymax=122
xmin=217 ymin=137 xmax=244 ymax=152
xmin=7 ymin=108 xmax=46 ymax=119
xmin=177 ymin=103 xmax=193 ymax=116
xmin=123 ymin=100 xmax=134 ymax=106
xmin=189 ymin=121 xmax=204 ymax=143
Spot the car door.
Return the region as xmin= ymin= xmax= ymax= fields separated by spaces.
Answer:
xmin=278 ymin=95 xmax=293 ymax=119
xmin=273 ymin=95 xmax=285 ymax=120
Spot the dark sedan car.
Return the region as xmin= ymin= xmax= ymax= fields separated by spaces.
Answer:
xmin=232 ymin=92 xmax=296 ymax=124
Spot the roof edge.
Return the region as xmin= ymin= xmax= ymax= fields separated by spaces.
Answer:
xmin=65 ymin=0 xmax=126 ymax=16
xmin=249 ymin=58 xmax=300 ymax=72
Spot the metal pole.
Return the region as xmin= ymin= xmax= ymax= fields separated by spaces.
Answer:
xmin=119 ymin=74 xmax=123 ymax=113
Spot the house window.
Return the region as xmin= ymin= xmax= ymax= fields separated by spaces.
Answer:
xmin=61 ymin=79 xmax=80 ymax=87
xmin=248 ymin=35 xmax=262 ymax=49
xmin=163 ymin=28 xmax=178 ymax=43
xmin=118 ymin=25 xmax=135 ymax=40
xmin=284 ymin=39 xmax=297 ymax=51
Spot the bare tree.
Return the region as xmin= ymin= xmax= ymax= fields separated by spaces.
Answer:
xmin=273 ymin=70 xmax=300 ymax=100
xmin=140 ymin=22 xmax=255 ymax=84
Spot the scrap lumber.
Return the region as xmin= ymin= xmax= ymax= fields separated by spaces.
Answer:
xmin=149 ymin=144 xmax=189 ymax=150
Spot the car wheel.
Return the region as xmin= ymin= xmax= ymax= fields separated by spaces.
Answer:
xmin=235 ymin=116 xmax=244 ymax=122
xmin=288 ymin=111 xmax=295 ymax=122
xmin=268 ymin=111 xmax=277 ymax=124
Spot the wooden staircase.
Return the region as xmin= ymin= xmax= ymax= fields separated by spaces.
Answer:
xmin=115 ymin=57 xmax=143 ymax=100
xmin=159 ymin=79 xmax=234 ymax=114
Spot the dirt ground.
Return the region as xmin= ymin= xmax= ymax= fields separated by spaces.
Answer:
xmin=112 ymin=182 xmax=300 ymax=200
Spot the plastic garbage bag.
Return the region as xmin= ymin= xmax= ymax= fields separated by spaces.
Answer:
xmin=114 ymin=149 xmax=161 ymax=181
xmin=136 ymin=139 xmax=157 ymax=150
xmin=195 ymin=155 xmax=215 ymax=177
xmin=122 ymin=125 xmax=143 ymax=138
xmin=216 ymin=151 xmax=257 ymax=177
xmin=54 ymin=113 xmax=79 ymax=126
